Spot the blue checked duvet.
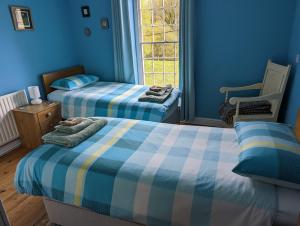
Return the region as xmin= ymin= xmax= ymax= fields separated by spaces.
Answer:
xmin=15 ymin=118 xmax=277 ymax=226
xmin=47 ymin=82 xmax=180 ymax=122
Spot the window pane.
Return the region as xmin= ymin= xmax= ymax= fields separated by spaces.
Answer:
xmin=141 ymin=9 xmax=152 ymax=25
xmin=145 ymin=73 xmax=154 ymax=86
xmin=165 ymin=60 xmax=175 ymax=73
xmin=165 ymin=26 xmax=177 ymax=42
xmin=155 ymin=74 xmax=164 ymax=86
xmin=164 ymin=0 xmax=177 ymax=7
xmin=143 ymin=44 xmax=153 ymax=58
xmin=142 ymin=26 xmax=153 ymax=42
xmin=171 ymin=0 xmax=177 ymax=7
xmin=144 ymin=60 xmax=153 ymax=72
xmin=164 ymin=8 xmax=176 ymax=25
xmin=140 ymin=0 xmax=152 ymax=9
xmin=153 ymin=26 xmax=164 ymax=42
xmin=139 ymin=0 xmax=180 ymax=88
xmin=165 ymin=43 xmax=175 ymax=58
xmin=154 ymin=60 xmax=163 ymax=72
xmin=153 ymin=43 xmax=163 ymax=58
xmin=165 ymin=73 xmax=175 ymax=86
xmin=153 ymin=9 xmax=164 ymax=25
xmin=153 ymin=0 xmax=163 ymax=8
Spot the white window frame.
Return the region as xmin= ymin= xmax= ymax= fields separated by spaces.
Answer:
xmin=137 ymin=0 xmax=180 ymax=87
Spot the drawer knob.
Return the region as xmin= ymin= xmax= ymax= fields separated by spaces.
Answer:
xmin=46 ymin=112 xmax=52 ymax=117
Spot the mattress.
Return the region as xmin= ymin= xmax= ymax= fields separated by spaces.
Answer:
xmin=15 ymin=118 xmax=278 ymax=226
xmin=47 ymin=82 xmax=180 ymax=122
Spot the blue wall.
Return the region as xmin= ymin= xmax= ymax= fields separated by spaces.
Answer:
xmin=1 ymin=0 xmax=298 ymax=122
xmin=67 ymin=0 xmax=115 ymax=81
xmin=65 ymin=0 xmax=296 ymax=119
xmin=284 ymin=0 xmax=300 ymax=124
xmin=0 ymin=0 xmax=79 ymax=96
xmin=194 ymin=0 xmax=296 ymax=119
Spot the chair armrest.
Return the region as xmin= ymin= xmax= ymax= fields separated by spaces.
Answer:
xmin=220 ymin=83 xmax=263 ymax=94
xmin=229 ymin=93 xmax=282 ymax=105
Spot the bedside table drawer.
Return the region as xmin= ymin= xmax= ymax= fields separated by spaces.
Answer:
xmin=38 ymin=106 xmax=61 ymax=134
xmin=13 ymin=102 xmax=61 ymax=150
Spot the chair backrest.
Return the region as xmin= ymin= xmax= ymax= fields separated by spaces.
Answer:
xmin=260 ymin=60 xmax=291 ymax=120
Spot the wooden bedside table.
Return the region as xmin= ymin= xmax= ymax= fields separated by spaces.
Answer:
xmin=13 ymin=102 xmax=61 ymax=150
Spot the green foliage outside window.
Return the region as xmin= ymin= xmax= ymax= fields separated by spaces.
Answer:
xmin=140 ymin=0 xmax=179 ymax=87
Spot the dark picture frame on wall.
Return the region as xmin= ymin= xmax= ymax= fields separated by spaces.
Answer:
xmin=10 ymin=6 xmax=33 ymax=31
xmin=81 ymin=6 xmax=90 ymax=18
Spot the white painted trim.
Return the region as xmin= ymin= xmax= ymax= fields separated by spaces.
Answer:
xmin=183 ymin=117 xmax=231 ymax=128
xmin=0 ymin=139 xmax=21 ymax=157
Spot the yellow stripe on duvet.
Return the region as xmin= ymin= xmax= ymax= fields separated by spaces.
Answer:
xmin=241 ymin=142 xmax=300 ymax=154
xmin=73 ymin=120 xmax=138 ymax=205
xmin=107 ymin=86 xmax=142 ymax=117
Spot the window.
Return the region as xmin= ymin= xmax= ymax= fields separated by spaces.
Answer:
xmin=138 ymin=0 xmax=180 ymax=88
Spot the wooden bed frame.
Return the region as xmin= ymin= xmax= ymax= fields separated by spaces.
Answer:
xmin=41 ymin=65 xmax=180 ymax=124
xmin=42 ymin=65 xmax=85 ymax=95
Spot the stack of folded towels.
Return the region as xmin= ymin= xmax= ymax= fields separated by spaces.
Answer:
xmin=42 ymin=117 xmax=107 ymax=148
xmin=138 ymin=84 xmax=173 ymax=103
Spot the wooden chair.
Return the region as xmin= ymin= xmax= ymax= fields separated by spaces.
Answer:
xmin=220 ymin=60 xmax=291 ymax=124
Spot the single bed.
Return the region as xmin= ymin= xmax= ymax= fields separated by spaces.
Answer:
xmin=42 ymin=66 xmax=181 ymax=123
xmin=14 ymin=116 xmax=300 ymax=226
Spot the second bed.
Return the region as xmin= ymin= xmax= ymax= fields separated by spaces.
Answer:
xmin=43 ymin=66 xmax=181 ymax=123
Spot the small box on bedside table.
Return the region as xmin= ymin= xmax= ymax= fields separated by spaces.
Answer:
xmin=13 ymin=102 xmax=61 ymax=150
